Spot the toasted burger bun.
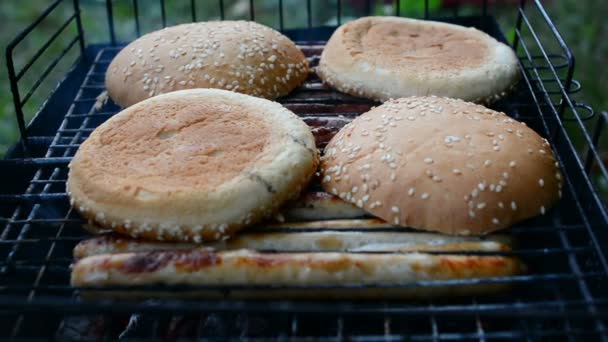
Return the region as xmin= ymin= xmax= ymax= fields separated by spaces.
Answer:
xmin=67 ymin=89 xmax=319 ymax=242
xmin=317 ymin=17 xmax=520 ymax=103
xmin=321 ymin=96 xmax=563 ymax=235
xmin=106 ymin=21 xmax=309 ymax=107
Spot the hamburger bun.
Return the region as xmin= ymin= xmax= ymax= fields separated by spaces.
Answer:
xmin=67 ymin=89 xmax=319 ymax=242
xmin=106 ymin=21 xmax=309 ymax=107
xmin=321 ymin=96 xmax=562 ymax=235
xmin=317 ymin=16 xmax=520 ymax=103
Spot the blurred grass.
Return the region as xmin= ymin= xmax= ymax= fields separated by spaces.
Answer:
xmin=0 ymin=0 xmax=606 ymax=159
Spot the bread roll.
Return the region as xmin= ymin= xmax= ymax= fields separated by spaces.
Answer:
xmin=321 ymin=96 xmax=562 ymax=235
xmin=68 ymin=89 xmax=318 ymax=242
xmin=317 ymin=16 xmax=520 ymax=102
xmin=106 ymin=21 xmax=309 ymax=107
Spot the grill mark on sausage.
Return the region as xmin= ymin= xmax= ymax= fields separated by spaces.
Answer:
xmin=121 ymin=249 xmax=219 ymax=273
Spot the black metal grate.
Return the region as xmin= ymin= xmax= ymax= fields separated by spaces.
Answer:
xmin=2 ymin=0 xmax=608 ymax=340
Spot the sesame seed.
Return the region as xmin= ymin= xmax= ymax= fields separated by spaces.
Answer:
xmin=540 ymin=206 xmax=546 ymax=215
xmin=539 ymin=149 xmax=546 ymax=154
xmin=471 ymin=189 xmax=479 ymax=198
xmin=352 ymin=186 xmax=358 ymax=193
xmin=408 ymin=188 xmax=415 ymax=196
xmin=498 ymin=201 xmax=504 ymax=208
xmin=391 ymin=206 xmax=400 ymax=213
xmin=362 ymin=195 xmax=370 ymax=202
xmin=478 ymin=183 xmax=486 ymax=191
xmin=424 ymin=157 xmax=434 ymax=164
xmin=492 ymin=218 xmax=500 ymax=225
xmin=394 ymin=217 xmax=400 ymax=225
xmin=452 ymin=169 xmax=462 ymax=175
xmin=509 ymin=161 xmax=517 ymax=168
xmin=484 ymin=160 xmax=492 ymax=167
xmin=503 ymin=172 xmax=509 ymax=179
xmin=390 ymin=173 xmax=396 ymax=181
xmin=495 ymin=185 xmax=503 ymax=192
xmin=539 ymin=178 xmax=545 ymax=187
xmin=421 ymin=193 xmax=430 ymax=199
xmin=511 ymin=201 xmax=517 ymax=210
xmin=477 ymin=202 xmax=486 ymax=209
xmin=469 ymin=210 xmax=476 ymax=218
xmin=556 ymin=172 xmax=562 ymax=180
xmin=389 ymin=163 xmax=397 ymax=169
xmin=493 ymin=146 xmax=500 ymax=151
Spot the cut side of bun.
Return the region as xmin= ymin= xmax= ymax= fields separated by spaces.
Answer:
xmin=67 ymin=89 xmax=318 ymax=242
xmin=106 ymin=21 xmax=309 ymax=107
xmin=317 ymin=16 xmax=520 ymax=102
xmin=321 ymin=96 xmax=563 ymax=235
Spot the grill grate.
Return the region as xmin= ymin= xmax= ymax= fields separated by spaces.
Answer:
xmin=2 ymin=0 xmax=608 ymax=339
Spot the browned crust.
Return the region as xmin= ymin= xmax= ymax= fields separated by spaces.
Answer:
xmin=106 ymin=21 xmax=309 ymax=107
xmin=320 ymin=96 xmax=563 ymax=236
xmin=71 ymin=249 xmax=523 ymax=292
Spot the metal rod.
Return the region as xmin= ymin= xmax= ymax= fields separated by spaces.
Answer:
xmin=133 ymin=0 xmax=141 ymax=37
xmin=533 ymin=0 xmax=575 ymax=117
xmin=337 ymin=0 xmax=342 ymax=25
xmin=4 ymin=0 xmax=66 ymax=145
xmin=585 ymin=112 xmax=608 ymax=174
xmin=394 ymin=0 xmax=399 ymax=16
xmin=306 ymin=0 xmax=312 ymax=29
xmin=73 ymin=0 xmax=86 ymax=54
xmin=160 ymin=0 xmax=167 ymax=27
xmin=250 ymin=0 xmax=255 ymax=20
xmin=512 ymin=0 xmax=526 ymax=50
xmin=15 ymin=15 xmax=77 ymax=81
xmin=19 ymin=36 xmax=80 ymax=107
xmin=106 ymin=0 xmax=116 ymax=45
xmin=279 ymin=0 xmax=284 ymax=31
xmin=191 ymin=0 xmax=197 ymax=22
xmin=425 ymin=0 xmax=429 ymax=19
xmin=219 ymin=0 xmax=225 ymax=20
xmin=6 ymin=37 xmax=28 ymax=144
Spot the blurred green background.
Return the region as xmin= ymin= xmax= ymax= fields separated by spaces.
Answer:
xmin=0 ymin=0 xmax=606 ymax=162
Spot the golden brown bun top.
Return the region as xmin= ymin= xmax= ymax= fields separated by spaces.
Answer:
xmin=67 ymin=89 xmax=319 ymax=242
xmin=106 ymin=21 xmax=309 ymax=107
xmin=321 ymin=96 xmax=563 ymax=235
xmin=78 ymin=90 xmax=273 ymax=192
xmin=340 ymin=16 xmax=487 ymax=72
xmin=317 ymin=16 xmax=520 ymax=102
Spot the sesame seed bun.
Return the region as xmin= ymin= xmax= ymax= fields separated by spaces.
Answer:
xmin=106 ymin=21 xmax=309 ymax=107
xmin=321 ymin=96 xmax=562 ymax=235
xmin=67 ymin=89 xmax=319 ymax=242
xmin=317 ymin=17 xmax=520 ymax=103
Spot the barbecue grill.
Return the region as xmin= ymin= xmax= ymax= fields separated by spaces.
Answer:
xmin=2 ymin=0 xmax=608 ymax=340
